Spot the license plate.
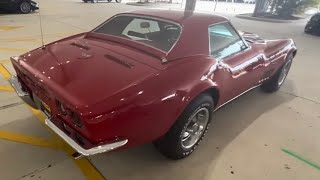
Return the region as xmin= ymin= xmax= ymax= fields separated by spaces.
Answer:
xmin=41 ymin=101 xmax=51 ymax=118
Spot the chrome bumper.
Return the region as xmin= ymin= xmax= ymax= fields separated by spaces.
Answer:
xmin=9 ymin=75 xmax=128 ymax=157
xmin=45 ymin=118 xmax=128 ymax=157
xmin=8 ymin=75 xmax=38 ymax=109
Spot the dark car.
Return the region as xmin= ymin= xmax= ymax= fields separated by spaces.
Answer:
xmin=305 ymin=12 xmax=320 ymax=35
xmin=0 ymin=0 xmax=39 ymax=14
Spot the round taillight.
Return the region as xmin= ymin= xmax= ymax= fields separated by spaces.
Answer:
xmin=56 ymin=101 xmax=67 ymax=116
xmin=72 ymin=113 xmax=83 ymax=128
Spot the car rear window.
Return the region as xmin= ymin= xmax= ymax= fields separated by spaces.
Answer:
xmin=93 ymin=15 xmax=181 ymax=52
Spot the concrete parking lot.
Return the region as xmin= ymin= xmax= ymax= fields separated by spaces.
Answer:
xmin=0 ymin=0 xmax=319 ymax=179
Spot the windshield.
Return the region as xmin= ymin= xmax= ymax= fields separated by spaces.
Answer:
xmin=93 ymin=15 xmax=181 ymax=52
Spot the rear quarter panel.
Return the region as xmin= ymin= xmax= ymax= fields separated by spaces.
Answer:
xmin=83 ymin=56 xmax=220 ymax=147
xmin=262 ymin=39 xmax=297 ymax=77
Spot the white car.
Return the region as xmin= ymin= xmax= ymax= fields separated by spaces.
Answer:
xmin=243 ymin=0 xmax=255 ymax=3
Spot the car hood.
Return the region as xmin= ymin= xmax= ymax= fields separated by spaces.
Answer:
xmin=16 ymin=37 xmax=158 ymax=108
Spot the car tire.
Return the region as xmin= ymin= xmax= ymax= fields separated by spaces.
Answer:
xmin=83 ymin=0 xmax=88 ymax=2
xmin=19 ymin=1 xmax=32 ymax=14
xmin=261 ymin=54 xmax=293 ymax=93
xmin=115 ymin=0 xmax=122 ymax=3
xmin=154 ymin=94 xmax=213 ymax=160
xmin=304 ymin=23 xmax=312 ymax=33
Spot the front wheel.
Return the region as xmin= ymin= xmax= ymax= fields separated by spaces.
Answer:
xmin=154 ymin=94 xmax=213 ymax=160
xmin=19 ymin=1 xmax=32 ymax=14
xmin=115 ymin=0 xmax=122 ymax=3
xmin=261 ymin=55 xmax=293 ymax=93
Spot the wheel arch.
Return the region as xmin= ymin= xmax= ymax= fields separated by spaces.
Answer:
xmin=199 ymin=87 xmax=220 ymax=108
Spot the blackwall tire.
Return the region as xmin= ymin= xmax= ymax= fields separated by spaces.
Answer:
xmin=261 ymin=55 xmax=293 ymax=93
xmin=154 ymin=94 xmax=213 ymax=160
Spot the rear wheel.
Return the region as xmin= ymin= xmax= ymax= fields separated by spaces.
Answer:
xmin=19 ymin=1 xmax=32 ymax=14
xmin=261 ymin=55 xmax=293 ymax=93
xmin=154 ymin=94 xmax=213 ymax=160
xmin=115 ymin=0 xmax=122 ymax=3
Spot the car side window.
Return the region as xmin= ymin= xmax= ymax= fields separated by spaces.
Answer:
xmin=209 ymin=23 xmax=247 ymax=60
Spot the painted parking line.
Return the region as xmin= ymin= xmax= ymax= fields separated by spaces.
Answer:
xmin=0 ymin=64 xmax=106 ymax=180
xmin=0 ymin=26 xmax=23 ymax=31
xmin=0 ymin=47 xmax=28 ymax=53
xmin=282 ymin=148 xmax=320 ymax=171
xmin=0 ymin=85 xmax=14 ymax=92
xmin=0 ymin=64 xmax=11 ymax=80
xmin=0 ymin=60 xmax=11 ymax=64
xmin=0 ymin=130 xmax=58 ymax=149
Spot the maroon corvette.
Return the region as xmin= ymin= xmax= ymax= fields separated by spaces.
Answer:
xmin=9 ymin=9 xmax=297 ymax=159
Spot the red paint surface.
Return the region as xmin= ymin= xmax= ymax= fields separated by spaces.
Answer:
xmin=10 ymin=10 xmax=297 ymax=150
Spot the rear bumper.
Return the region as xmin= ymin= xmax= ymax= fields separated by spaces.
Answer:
xmin=31 ymin=6 xmax=39 ymax=10
xmin=9 ymin=75 xmax=128 ymax=156
xmin=30 ymin=1 xmax=39 ymax=10
xmin=45 ymin=118 xmax=128 ymax=156
xmin=8 ymin=75 xmax=38 ymax=109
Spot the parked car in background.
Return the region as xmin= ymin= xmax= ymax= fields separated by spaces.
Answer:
xmin=9 ymin=10 xmax=297 ymax=160
xmin=82 ymin=0 xmax=122 ymax=3
xmin=243 ymin=0 xmax=255 ymax=3
xmin=0 ymin=0 xmax=38 ymax=14
xmin=305 ymin=12 xmax=320 ymax=35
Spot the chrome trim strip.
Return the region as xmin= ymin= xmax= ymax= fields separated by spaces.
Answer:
xmin=214 ymin=84 xmax=260 ymax=112
xmin=45 ymin=119 xmax=128 ymax=156
xmin=8 ymin=75 xmax=38 ymax=109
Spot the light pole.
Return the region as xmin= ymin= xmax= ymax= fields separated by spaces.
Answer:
xmin=185 ymin=0 xmax=196 ymax=11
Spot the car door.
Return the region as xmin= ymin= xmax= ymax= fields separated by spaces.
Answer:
xmin=209 ymin=22 xmax=265 ymax=103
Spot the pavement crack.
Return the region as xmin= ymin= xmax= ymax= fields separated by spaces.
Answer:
xmin=17 ymin=158 xmax=70 ymax=180
xmin=0 ymin=102 xmax=23 ymax=110
xmin=280 ymin=90 xmax=320 ymax=105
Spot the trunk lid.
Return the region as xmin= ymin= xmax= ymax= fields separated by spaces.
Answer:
xmin=18 ymin=37 xmax=158 ymax=107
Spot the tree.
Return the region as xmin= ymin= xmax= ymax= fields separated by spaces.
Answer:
xmin=254 ymin=0 xmax=320 ymax=18
xmin=253 ymin=0 xmax=270 ymax=16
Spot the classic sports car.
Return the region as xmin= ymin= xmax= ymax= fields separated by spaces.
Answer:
xmin=9 ymin=10 xmax=297 ymax=160
xmin=0 ymin=0 xmax=39 ymax=14
xmin=305 ymin=12 xmax=320 ymax=36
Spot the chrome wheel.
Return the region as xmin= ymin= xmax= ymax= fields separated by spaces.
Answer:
xmin=20 ymin=2 xmax=31 ymax=14
xmin=278 ymin=59 xmax=292 ymax=86
xmin=181 ymin=107 xmax=210 ymax=149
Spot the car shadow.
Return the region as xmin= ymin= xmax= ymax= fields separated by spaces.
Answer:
xmin=89 ymin=87 xmax=295 ymax=180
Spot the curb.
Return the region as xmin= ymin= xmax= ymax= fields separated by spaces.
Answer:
xmin=236 ymin=13 xmax=293 ymax=23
